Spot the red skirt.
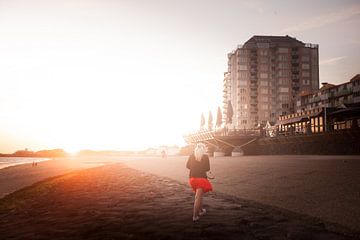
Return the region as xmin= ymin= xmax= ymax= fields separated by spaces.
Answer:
xmin=189 ymin=177 xmax=213 ymax=193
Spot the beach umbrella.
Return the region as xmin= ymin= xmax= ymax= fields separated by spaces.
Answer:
xmin=216 ymin=106 xmax=222 ymax=128
xmin=208 ymin=111 xmax=213 ymax=131
xmin=226 ymin=101 xmax=233 ymax=124
xmin=200 ymin=113 xmax=205 ymax=129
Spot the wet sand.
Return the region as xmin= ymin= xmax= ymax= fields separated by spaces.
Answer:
xmin=0 ymin=157 xmax=107 ymax=198
xmin=0 ymin=163 xmax=357 ymax=240
xmin=125 ymin=155 xmax=360 ymax=232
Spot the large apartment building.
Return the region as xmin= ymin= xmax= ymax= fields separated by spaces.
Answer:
xmin=223 ymin=35 xmax=319 ymax=129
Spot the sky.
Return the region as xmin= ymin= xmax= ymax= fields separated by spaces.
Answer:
xmin=0 ymin=0 xmax=359 ymax=153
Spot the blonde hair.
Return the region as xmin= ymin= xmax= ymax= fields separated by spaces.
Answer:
xmin=194 ymin=143 xmax=206 ymax=161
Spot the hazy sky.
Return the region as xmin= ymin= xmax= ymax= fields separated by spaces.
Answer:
xmin=0 ymin=0 xmax=359 ymax=153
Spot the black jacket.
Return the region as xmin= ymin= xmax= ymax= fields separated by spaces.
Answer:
xmin=186 ymin=154 xmax=210 ymax=178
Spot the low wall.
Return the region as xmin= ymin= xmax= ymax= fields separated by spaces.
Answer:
xmin=242 ymin=130 xmax=360 ymax=155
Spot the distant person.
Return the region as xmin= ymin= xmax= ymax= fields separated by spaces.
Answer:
xmin=161 ymin=150 xmax=167 ymax=159
xmin=186 ymin=143 xmax=213 ymax=222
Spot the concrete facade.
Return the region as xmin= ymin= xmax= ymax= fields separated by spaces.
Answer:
xmin=223 ymin=35 xmax=319 ymax=129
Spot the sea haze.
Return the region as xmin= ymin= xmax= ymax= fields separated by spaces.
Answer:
xmin=0 ymin=157 xmax=50 ymax=169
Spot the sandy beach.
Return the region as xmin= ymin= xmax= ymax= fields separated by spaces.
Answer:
xmin=0 ymin=157 xmax=109 ymax=198
xmin=125 ymin=155 xmax=360 ymax=233
xmin=1 ymin=163 xmax=358 ymax=240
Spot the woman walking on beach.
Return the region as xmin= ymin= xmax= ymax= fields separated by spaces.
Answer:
xmin=186 ymin=143 xmax=213 ymax=222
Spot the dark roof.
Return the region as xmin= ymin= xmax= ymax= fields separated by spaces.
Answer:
xmin=319 ymin=83 xmax=336 ymax=91
xmin=329 ymin=107 xmax=360 ymax=118
xmin=243 ymin=35 xmax=305 ymax=48
xmin=350 ymin=74 xmax=360 ymax=82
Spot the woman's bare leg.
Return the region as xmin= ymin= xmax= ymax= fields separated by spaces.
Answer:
xmin=193 ymin=188 xmax=203 ymax=218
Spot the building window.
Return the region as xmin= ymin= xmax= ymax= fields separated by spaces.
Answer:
xmin=260 ymin=58 xmax=268 ymax=63
xmin=319 ymin=116 xmax=323 ymax=132
xmin=260 ymin=64 xmax=268 ymax=71
xmin=278 ymin=48 xmax=289 ymax=53
xmin=302 ymin=71 xmax=310 ymax=77
xmin=239 ymin=71 xmax=249 ymax=78
xmin=279 ymin=87 xmax=289 ymax=93
xmin=282 ymin=103 xmax=289 ymax=108
xmin=279 ymin=95 xmax=290 ymax=101
xmin=302 ymin=63 xmax=310 ymax=70
xmin=279 ymin=78 xmax=289 ymax=85
xmin=239 ymin=80 xmax=247 ymax=86
xmin=311 ymin=118 xmax=315 ymax=133
xmin=302 ymin=79 xmax=310 ymax=85
xmin=239 ymin=65 xmax=248 ymax=70
xmin=260 ymin=73 xmax=268 ymax=79
xmin=260 ymin=81 xmax=268 ymax=86
xmin=278 ymin=55 xmax=288 ymax=61
xmin=301 ymin=56 xmax=310 ymax=62
xmin=278 ymin=63 xmax=289 ymax=69
xmin=239 ymin=57 xmax=247 ymax=63
xmin=259 ymin=49 xmax=268 ymax=55
xmin=238 ymin=49 xmax=247 ymax=55
xmin=279 ymin=70 xmax=289 ymax=77
xmin=260 ymin=88 xmax=268 ymax=94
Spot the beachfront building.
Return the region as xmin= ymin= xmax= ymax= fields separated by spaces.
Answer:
xmin=223 ymin=35 xmax=319 ymax=129
xmin=277 ymin=74 xmax=360 ymax=134
xmin=295 ymin=74 xmax=360 ymax=112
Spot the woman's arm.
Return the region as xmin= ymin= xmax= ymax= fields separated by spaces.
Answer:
xmin=186 ymin=155 xmax=192 ymax=169
xmin=204 ymin=155 xmax=210 ymax=172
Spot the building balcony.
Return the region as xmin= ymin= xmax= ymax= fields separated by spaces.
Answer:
xmin=308 ymin=96 xmax=321 ymax=103
xmin=292 ymin=87 xmax=300 ymax=92
xmin=291 ymin=49 xmax=298 ymax=54
xmin=353 ymin=85 xmax=360 ymax=92
xmin=292 ymin=82 xmax=300 ymax=87
xmin=334 ymin=89 xmax=353 ymax=97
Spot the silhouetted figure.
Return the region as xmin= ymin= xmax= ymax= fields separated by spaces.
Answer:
xmin=161 ymin=150 xmax=167 ymax=159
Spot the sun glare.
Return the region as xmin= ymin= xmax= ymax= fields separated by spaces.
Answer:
xmin=0 ymin=0 xmax=224 ymax=153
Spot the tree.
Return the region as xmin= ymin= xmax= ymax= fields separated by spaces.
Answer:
xmin=226 ymin=101 xmax=233 ymax=124
xmin=208 ymin=111 xmax=213 ymax=131
xmin=200 ymin=113 xmax=205 ymax=129
xmin=216 ymin=107 xmax=222 ymax=128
